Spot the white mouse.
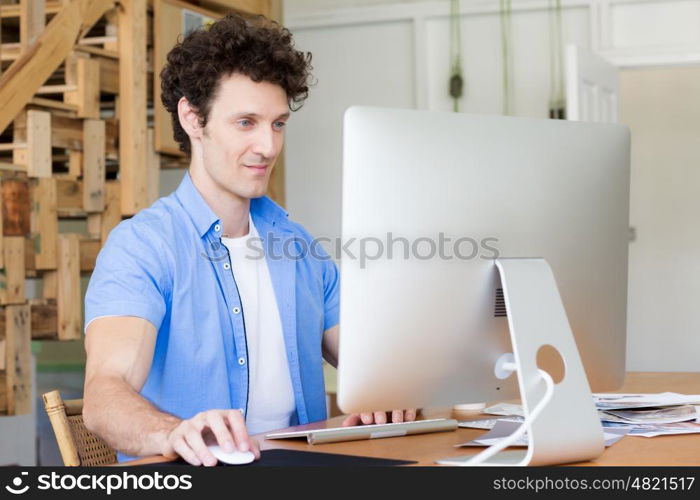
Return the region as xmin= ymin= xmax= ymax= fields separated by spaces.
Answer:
xmin=207 ymin=444 xmax=256 ymax=465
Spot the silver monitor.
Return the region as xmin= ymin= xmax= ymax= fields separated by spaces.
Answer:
xmin=337 ymin=106 xmax=630 ymax=415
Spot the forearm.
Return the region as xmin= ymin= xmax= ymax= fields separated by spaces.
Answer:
xmin=322 ymin=344 xmax=338 ymax=368
xmin=322 ymin=325 xmax=339 ymax=368
xmin=83 ymin=375 xmax=181 ymax=458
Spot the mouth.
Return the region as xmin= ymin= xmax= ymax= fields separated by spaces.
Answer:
xmin=244 ymin=164 xmax=269 ymax=173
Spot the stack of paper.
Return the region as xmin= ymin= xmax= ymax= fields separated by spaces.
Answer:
xmin=457 ymin=392 xmax=700 ymax=445
xmin=594 ymin=392 xmax=700 ymax=411
xmin=593 ymin=392 xmax=700 ymax=437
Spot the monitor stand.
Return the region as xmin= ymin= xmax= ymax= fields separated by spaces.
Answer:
xmin=437 ymin=258 xmax=605 ymax=466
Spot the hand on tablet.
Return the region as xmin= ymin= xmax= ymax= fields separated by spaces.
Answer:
xmin=341 ymin=409 xmax=417 ymax=427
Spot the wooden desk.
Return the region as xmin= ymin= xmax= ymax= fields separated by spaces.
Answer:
xmin=126 ymin=372 xmax=700 ymax=466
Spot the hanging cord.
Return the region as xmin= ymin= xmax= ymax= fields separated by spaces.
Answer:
xmin=555 ymin=0 xmax=565 ymax=117
xmin=462 ymin=369 xmax=555 ymax=466
xmin=449 ymin=0 xmax=464 ymax=112
xmin=548 ymin=0 xmax=566 ymax=118
xmin=499 ymin=0 xmax=513 ymax=115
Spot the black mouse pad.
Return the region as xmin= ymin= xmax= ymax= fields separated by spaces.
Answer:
xmin=147 ymin=449 xmax=415 ymax=467
xmin=246 ymin=449 xmax=415 ymax=466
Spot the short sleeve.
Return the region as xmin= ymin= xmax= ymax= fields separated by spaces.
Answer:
xmin=322 ymin=258 xmax=340 ymax=331
xmin=84 ymin=220 xmax=170 ymax=333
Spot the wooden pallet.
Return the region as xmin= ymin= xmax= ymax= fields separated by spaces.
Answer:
xmin=0 ymin=0 xmax=282 ymax=416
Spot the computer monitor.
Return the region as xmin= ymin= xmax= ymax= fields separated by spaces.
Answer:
xmin=337 ymin=106 xmax=630 ymax=417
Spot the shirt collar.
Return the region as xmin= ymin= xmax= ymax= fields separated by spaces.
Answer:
xmin=175 ymin=171 xmax=289 ymax=238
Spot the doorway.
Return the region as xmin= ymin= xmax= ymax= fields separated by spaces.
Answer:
xmin=620 ymin=65 xmax=700 ymax=371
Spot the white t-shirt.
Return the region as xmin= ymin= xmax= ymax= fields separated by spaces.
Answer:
xmin=221 ymin=216 xmax=295 ymax=435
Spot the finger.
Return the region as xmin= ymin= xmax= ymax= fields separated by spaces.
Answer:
xmin=184 ymin=429 xmax=217 ymax=467
xmin=206 ymin=412 xmax=236 ymax=453
xmin=391 ymin=410 xmax=404 ymax=423
xmin=342 ymin=414 xmax=361 ymax=427
xmin=226 ymin=410 xmax=252 ymax=452
xmin=190 ymin=412 xmax=207 ymax=432
xmin=361 ymin=413 xmax=374 ymax=425
xmin=404 ymin=409 xmax=417 ymax=421
xmin=172 ymin=437 xmax=201 ymax=466
xmin=249 ymin=438 xmax=261 ymax=460
xmin=374 ymin=411 xmax=387 ymax=424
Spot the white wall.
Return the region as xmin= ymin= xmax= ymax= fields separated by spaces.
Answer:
xmin=621 ymin=66 xmax=700 ymax=372
xmin=287 ymin=21 xmax=416 ymax=241
xmin=283 ymin=0 xmax=700 ymax=372
xmin=286 ymin=1 xmax=590 ymax=239
xmin=423 ymin=7 xmax=589 ymax=114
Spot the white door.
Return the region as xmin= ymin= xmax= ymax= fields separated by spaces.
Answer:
xmin=565 ymin=44 xmax=619 ymax=122
xmin=620 ymin=66 xmax=700 ymax=372
xmin=568 ymin=46 xmax=700 ymax=371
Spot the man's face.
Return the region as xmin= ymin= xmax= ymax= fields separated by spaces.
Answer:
xmin=196 ymin=72 xmax=289 ymax=200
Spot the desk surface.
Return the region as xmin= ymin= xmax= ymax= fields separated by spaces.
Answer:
xmin=127 ymin=372 xmax=700 ymax=467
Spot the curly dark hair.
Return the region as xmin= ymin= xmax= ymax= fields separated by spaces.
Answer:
xmin=160 ymin=13 xmax=313 ymax=155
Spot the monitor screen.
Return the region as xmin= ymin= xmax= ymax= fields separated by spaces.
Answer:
xmin=337 ymin=106 xmax=630 ymax=414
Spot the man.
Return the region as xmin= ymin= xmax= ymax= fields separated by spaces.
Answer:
xmin=82 ymin=14 xmax=414 ymax=466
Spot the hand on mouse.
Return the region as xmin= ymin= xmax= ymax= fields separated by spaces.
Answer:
xmin=341 ymin=409 xmax=417 ymax=427
xmin=163 ymin=409 xmax=260 ymax=466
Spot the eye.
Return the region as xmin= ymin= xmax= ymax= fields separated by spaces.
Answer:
xmin=238 ymin=119 xmax=252 ymax=127
xmin=273 ymin=121 xmax=286 ymax=130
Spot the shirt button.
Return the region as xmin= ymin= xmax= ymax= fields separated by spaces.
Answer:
xmin=232 ymin=307 xmax=241 ymax=314
xmin=238 ymin=357 xmax=246 ymax=365
xmin=214 ymin=224 xmax=221 ymax=232
xmin=223 ymin=263 xmax=231 ymax=270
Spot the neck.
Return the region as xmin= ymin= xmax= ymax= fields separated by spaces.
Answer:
xmin=188 ymin=165 xmax=250 ymax=238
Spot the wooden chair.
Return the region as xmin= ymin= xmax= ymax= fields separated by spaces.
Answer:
xmin=42 ymin=390 xmax=117 ymax=466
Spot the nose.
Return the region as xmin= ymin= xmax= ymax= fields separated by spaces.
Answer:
xmin=251 ymin=127 xmax=279 ymax=160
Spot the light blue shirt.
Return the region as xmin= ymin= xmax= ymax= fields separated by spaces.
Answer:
xmin=85 ymin=172 xmax=340 ymax=461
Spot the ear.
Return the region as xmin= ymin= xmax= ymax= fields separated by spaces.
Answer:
xmin=177 ymin=96 xmax=204 ymax=142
